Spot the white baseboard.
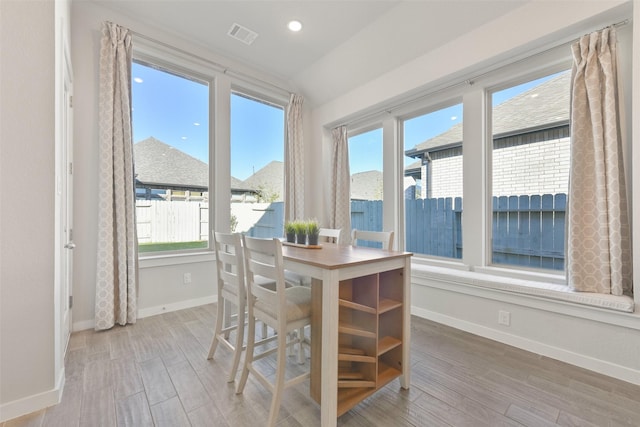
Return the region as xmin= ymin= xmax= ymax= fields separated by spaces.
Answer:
xmin=411 ymin=306 xmax=640 ymax=387
xmin=137 ymin=295 xmax=217 ymax=319
xmin=72 ymin=295 xmax=218 ymax=332
xmin=72 ymin=318 xmax=95 ymax=332
xmin=0 ymin=371 xmax=64 ymax=423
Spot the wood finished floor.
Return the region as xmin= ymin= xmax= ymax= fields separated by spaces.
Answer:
xmin=4 ymin=303 xmax=640 ymax=427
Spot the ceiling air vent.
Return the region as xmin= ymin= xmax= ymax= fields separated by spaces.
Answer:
xmin=227 ymin=23 xmax=258 ymax=45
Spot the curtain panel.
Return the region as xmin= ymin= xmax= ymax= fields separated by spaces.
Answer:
xmin=567 ymin=27 xmax=632 ymax=296
xmin=329 ymin=126 xmax=351 ymax=244
xmin=95 ymin=22 xmax=138 ymax=330
xmin=285 ymin=94 xmax=304 ymax=222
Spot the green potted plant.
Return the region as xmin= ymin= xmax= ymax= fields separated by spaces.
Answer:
xmin=284 ymin=221 xmax=296 ymax=243
xmin=294 ymin=220 xmax=307 ymax=245
xmin=307 ymin=219 xmax=320 ymax=245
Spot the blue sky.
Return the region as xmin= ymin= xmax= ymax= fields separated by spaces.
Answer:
xmin=132 ymin=62 xmax=561 ymax=179
xmin=132 ymin=62 xmax=285 ymax=181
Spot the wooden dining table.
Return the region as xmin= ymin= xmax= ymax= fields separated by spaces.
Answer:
xmin=281 ymin=243 xmax=412 ymax=427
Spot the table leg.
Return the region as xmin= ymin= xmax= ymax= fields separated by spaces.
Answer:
xmin=400 ymin=257 xmax=411 ymax=389
xmin=320 ymin=269 xmax=339 ymax=427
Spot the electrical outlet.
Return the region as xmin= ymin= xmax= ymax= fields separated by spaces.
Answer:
xmin=498 ymin=310 xmax=510 ymax=326
xmin=183 ymin=273 xmax=192 ymax=284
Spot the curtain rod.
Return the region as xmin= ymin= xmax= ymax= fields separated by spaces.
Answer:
xmin=336 ymin=18 xmax=629 ymax=130
xmin=112 ymin=22 xmax=293 ymax=96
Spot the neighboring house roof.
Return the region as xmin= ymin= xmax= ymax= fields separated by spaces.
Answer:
xmin=134 ymin=137 xmax=208 ymax=188
xmin=406 ymin=70 xmax=570 ymax=157
xmin=404 ymin=160 xmax=422 ymax=178
xmin=351 ymin=170 xmax=383 ymax=200
xmin=230 ymin=176 xmax=244 ymax=189
xmin=134 ymin=137 xmax=251 ymax=191
xmin=241 ymin=160 xmax=284 ymax=201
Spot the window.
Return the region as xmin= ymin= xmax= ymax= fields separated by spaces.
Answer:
xmin=403 ymin=103 xmax=463 ymax=259
xmin=490 ymin=70 xmax=571 ymax=270
xmin=131 ymin=60 xmax=211 ymax=253
xmin=230 ymin=92 xmax=285 ymax=238
xmin=349 ymin=128 xmax=383 ymax=235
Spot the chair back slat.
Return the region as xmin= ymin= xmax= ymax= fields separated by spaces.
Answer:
xmin=351 ymin=229 xmax=394 ymax=251
xmin=213 ymin=231 xmax=245 ymax=301
xmin=318 ymin=227 xmax=341 ymax=244
xmin=243 ymin=236 xmax=287 ymax=320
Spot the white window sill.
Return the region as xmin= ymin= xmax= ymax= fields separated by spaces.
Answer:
xmin=139 ymin=250 xmax=215 ymax=269
xmin=411 ymin=262 xmax=634 ymax=314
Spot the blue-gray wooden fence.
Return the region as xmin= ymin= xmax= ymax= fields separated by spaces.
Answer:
xmin=492 ymin=194 xmax=565 ymax=270
xmin=246 ymin=195 xmax=565 ymax=270
xmin=405 ymin=197 xmax=463 ymax=258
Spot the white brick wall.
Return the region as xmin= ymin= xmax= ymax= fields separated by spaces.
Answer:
xmin=424 ymin=137 xmax=570 ymax=199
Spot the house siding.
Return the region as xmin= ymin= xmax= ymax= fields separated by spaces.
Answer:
xmin=420 ymin=127 xmax=570 ymax=199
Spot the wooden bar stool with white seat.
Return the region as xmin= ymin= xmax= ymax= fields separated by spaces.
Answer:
xmin=351 ymin=229 xmax=394 ymax=250
xmin=236 ymin=236 xmax=312 ymax=427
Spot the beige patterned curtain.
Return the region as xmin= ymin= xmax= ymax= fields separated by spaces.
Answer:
xmin=285 ymin=94 xmax=304 ymax=222
xmin=95 ymin=22 xmax=138 ymax=330
xmin=329 ymin=126 xmax=351 ymax=244
xmin=567 ymin=27 xmax=632 ymax=296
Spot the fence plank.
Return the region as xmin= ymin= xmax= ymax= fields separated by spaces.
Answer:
xmin=518 ymin=195 xmax=531 ymax=267
xmin=553 ymin=194 xmax=566 ymax=270
xmin=540 ymin=194 xmax=555 ymax=269
xmin=454 ymin=197 xmax=462 ymax=258
xmin=505 ymin=196 xmax=519 ymax=266
xmin=529 ymin=195 xmax=542 ymax=268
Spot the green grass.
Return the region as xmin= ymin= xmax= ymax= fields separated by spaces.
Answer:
xmin=138 ymin=240 xmax=208 ymax=253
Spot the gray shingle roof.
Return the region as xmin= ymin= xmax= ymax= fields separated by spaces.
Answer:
xmin=241 ymin=160 xmax=284 ymax=201
xmin=134 ymin=137 xmax=251 ymax=190
xmin=134 ymin=137 xmax=208 ymax=188
xmin=407 ymin=70 xmax=570 ymax=156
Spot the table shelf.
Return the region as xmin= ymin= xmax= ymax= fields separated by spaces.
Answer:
xmin=333 ymin=268 xmax=405 ymax=416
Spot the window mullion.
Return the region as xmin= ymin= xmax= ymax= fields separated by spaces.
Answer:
xmin=461 ymin=89 xmax=487 ymax=268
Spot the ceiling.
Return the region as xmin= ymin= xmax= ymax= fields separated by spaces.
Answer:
xmin=93 ymin=1 xmax=529 ymax=106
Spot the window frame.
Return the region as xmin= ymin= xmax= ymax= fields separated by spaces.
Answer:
xmin=229 ymin=86 xmax=288 ymax=237
xmin=481 ymin=62 xmax=572 ymax=277
xmin=400 ymin=99 xmax=464 ymax=260
xmin=132 ymin=40 xmax=290 ymax=262
xmin=131 ymin=51 xmax=216 ymax=258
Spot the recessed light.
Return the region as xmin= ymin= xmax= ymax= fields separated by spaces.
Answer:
xmin=288 ymin=20 xmax=302 ymax=32
xmin=133 ymin=77 xmax=143 ymax=83
xmin=193 ymin=122 xmax=200 ymax=126
xmin=181 ymin=136 xmax=187 ymax=140
xmin=531 ymin=93 xmax=539 ymax=98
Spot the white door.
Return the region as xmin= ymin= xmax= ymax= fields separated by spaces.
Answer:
xmin=60 ymin=39 xmax=74 ymax=355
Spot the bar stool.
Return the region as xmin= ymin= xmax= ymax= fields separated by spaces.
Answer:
xmin=207 ymin=231 xmax=278 ymax=382
xmin=236 ymin=236 xmax=311 ymax=427
xmin=206 ymin=231 xmax=247 ymax=383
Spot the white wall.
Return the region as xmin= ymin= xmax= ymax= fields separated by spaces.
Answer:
xmin=311 ymin=0 xmax=640 ymax=386
xmin=0 ymin=0 xmax=63 ymax=420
